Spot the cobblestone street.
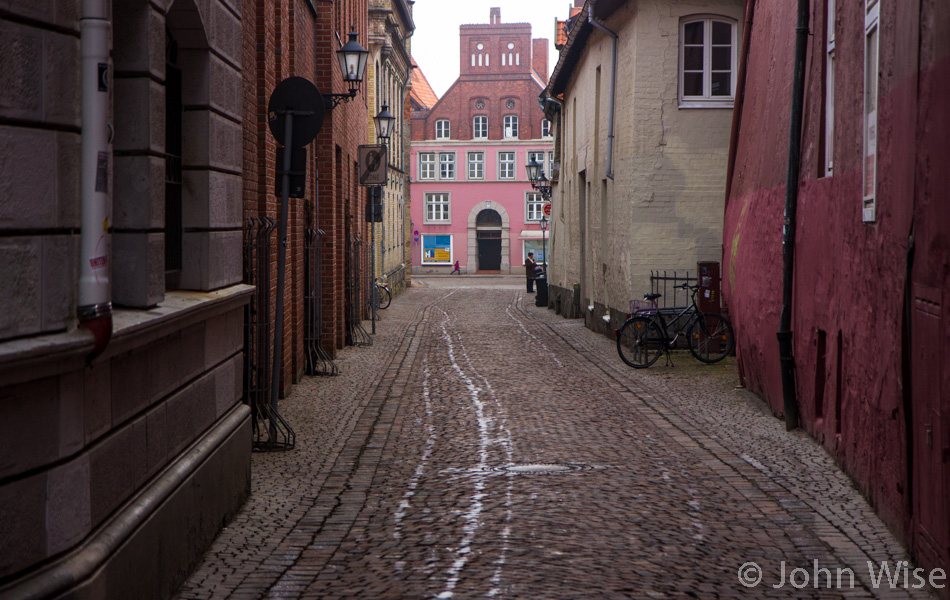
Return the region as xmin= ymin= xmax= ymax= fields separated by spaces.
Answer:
xmin=177 ymin=277 xmax=935 ymax=599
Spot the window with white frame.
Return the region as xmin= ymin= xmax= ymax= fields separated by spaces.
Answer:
xmin=473 ymin=115 xmax=488 ymax=139
xmin=435 ymin=119 xmax=450 ymax=139
xmin=504 ymin=115 xmax=519 ymax=138
xmin=468 ymin=151 xmax=484 ymax=180
xmin=526 ymin=192 xmax=545 ymax=221
xmin=499 ymin=151 xmax=516 ymax=179
xmin=527 ymin=150 xmax=546 ymax=178
xmin=824 ymin=0 xmax=835 ymax=176
xmin=541 ymin=119 xmax=552 ymax=138
xmin=425 ymin=192 xmax=450 ymax=222
xmin=679 ymin=17 xmax=737 ymax=106
xmin=548 ymin=151 xmax=555 ymax=177
xmin=439 ymin=152 xmax=456 ymax=179
xmin=419 ymin=152 xmax=435 ymax=180
xmin=863 ymin=0 xmax=879 ymax=222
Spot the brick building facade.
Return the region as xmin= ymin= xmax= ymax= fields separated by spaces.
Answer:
xmin=368 ymin=0 xmax=414 ymax=295
xmin=541 ymin=0 xmax=740 ymax=331
xmin=410 ymin=8 xmax=553 ymax=275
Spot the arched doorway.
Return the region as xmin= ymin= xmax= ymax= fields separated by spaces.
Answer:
xmin=475 ymin=209 xmax=502 ymax=272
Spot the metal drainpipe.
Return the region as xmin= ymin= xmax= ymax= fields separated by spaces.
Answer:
xmin=778 ymin=0 xmax=810 ymax=431
xmin=588 ymin=1 xmax=616 ymax=180
xmin=78 ymin=0 xmax=113 ymax=361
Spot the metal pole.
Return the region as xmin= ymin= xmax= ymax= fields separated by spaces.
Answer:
xmin=371 ymin=186 xmax=377 ymax=335
xmin=778 ymin=0 xmax=809 ymax=431
xmin=270 ymin=111 xmax=294 ymax=436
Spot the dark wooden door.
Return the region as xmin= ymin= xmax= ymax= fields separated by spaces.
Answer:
xmin=477 ymin=237 xmax=501 ymax=271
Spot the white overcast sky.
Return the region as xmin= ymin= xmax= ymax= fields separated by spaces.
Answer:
xmin=410 ymin=0 xmax=567 ymax=97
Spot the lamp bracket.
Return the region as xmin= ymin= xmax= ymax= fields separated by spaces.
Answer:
xmin=324 ymin=90 xmax=358 ymax=111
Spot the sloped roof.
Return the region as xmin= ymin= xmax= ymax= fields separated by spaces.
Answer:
xmin=555 ymin=6 xmax=584 ymax=48
xmin=409 ymin=58 xmax=439 ymax=109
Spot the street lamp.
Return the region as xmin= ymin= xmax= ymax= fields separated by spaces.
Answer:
xmin=326 ymin=29 xmax=369 ymax=110
xmin=525 ymin=157 xmax=543 ymax=183
xmin=374 ymin=104 xmax=396 ymax=140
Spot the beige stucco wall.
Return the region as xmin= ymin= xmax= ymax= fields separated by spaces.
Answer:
xmin=550 ymin=0 xmax=742 ymax=315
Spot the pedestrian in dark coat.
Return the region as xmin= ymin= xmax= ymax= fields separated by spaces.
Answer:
xmin=524 ymin=253 xmax=537 ymax=293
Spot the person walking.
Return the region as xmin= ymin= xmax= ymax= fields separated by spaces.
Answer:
xmin=524 ymin=252 xmax=537 ymax=293
xmin=452 ymin=260 xmax=461 ymax=275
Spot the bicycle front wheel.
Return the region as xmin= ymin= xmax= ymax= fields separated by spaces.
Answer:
xmin=378 ymin=286 xmax=391 ymax=309
xmin=687 ymin=313 xmax=735 ymax=363
xmin=617 ymin=317 xmax=664 ymax=368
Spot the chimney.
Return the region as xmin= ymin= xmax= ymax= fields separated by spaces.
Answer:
xmin=532 ymin=38 xmax=549 ymax=84
xmin=490 ymin=7 xmax=500 ymax=24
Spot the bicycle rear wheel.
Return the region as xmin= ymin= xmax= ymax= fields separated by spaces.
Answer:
xmin=616 ymin=317 xmax=664 ymax=368
xmin=687 ymin=313 xmax=735 ymax=363
xmin=378 ymin=286 xmax=391 ymax=309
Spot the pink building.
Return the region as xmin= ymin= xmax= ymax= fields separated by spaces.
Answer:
xmin=410 ymin=8 xmax=553 ymax=274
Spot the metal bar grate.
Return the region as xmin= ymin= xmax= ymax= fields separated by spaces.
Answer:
xmin=305 ymin=227 xmax=339 ymax=375
xmin=244 ymin=217 xmax=295 ymax=451
xmin=346 ymin=236 xmax=372 ymax=346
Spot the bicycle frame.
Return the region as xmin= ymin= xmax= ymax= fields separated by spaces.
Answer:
xmin=633 ymin=301 xmax=698 ymax=348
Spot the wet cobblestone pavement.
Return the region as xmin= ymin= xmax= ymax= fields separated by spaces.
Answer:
xmin=177 ymin=277 xmax=937 ymax=599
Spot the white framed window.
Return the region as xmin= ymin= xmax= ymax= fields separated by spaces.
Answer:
xmin=548 ymin=151 xmax=555 ymax=177
xmin=473 ymin=115 xmax=488 ymax=139
xmin=439 ymin=152 xmax=456 ymax=180
xmin=435 ymin=119 xmax=450 ymax=139
xmin=421 ymin=234 xmax=453 ymax=264
xmin=419 ymin=152 xmax=435 ymax=180
xmin=504 ymin=115 xmax=519 ymax=138
xmin=679 ymin=17 xmax=737 ymax=107
xmin=527 ymin=150 xmax=546 ymax=178
xmin=541 ymin=119 xmax=552 ymax=138
xmin=824 ymin=0 xmax=835 ymax=176
xmin=524 ymin=240 xmax=545 ymax=264
xmin=526 ymin=192 xmax=545 ymax=221
xmin=468 ymin=151 xmax=484 ymax=180
xmin=424 ymin=193 xmax=450 ymax=223
xmin=498 ymin=151 xmax=515 ymax=179
xmin=862 ymin=0 xmax=879 ymax=222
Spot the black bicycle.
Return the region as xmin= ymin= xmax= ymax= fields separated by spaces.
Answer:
xmin=375 ymin=280 xmax=391 ymax=309
xmin=616 ymin=283 xmax=735 ymax=368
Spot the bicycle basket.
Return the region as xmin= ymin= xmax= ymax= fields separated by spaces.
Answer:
xmin=629 ymin=298 xmax=657 ymax=314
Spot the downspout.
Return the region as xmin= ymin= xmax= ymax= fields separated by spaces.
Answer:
xmin=724 ymin=0 xmax=756 ymax=210
xmin=588 ymin=1 xmax=616 ymax=180
xmin=78 ymin=0 xmax=113 ymax=361
xmin=777 ymin=0 xmax=809 ymax=431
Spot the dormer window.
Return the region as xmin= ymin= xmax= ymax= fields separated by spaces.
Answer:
xmin=504 ymin=115 xmax=518 ymax=138
xmin=435 ymin=119 xmax=450 ymax=139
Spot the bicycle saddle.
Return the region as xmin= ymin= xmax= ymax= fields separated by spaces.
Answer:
xmin=644 ymin=293 xmax=661 ymax=301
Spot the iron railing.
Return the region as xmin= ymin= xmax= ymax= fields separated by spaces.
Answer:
xmin=649 ymin=270 xmax=694 ymax=309
xmin=244 ymin=217 xmax=295 ymax=451
xmin=304 ymin=227 xmax=339 ymax=375
xmin=346 ymin=236 xmax=372 ymax=346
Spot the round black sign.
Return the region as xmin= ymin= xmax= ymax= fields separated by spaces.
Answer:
xmin=267 ymin=77 xmax=325 ymax=147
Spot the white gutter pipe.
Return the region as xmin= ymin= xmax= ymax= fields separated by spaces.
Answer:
xmin=78 ymin=0 xmax=113 ymax=359
xmin=588 ymin=0 xmax=617 ymax=180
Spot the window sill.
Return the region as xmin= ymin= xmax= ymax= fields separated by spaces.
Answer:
xmin=678 ymin=100 xmax=735 ymax=109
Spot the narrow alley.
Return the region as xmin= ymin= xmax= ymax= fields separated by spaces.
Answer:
xmin=177 ymin=277 xmax=934 ymax=599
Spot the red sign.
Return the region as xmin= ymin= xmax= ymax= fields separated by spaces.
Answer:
xmin=542 ymin=202 xmax=552 ymax=217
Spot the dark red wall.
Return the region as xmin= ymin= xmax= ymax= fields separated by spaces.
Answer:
xmin=723 ymin=0 xmax=949 ymax=581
